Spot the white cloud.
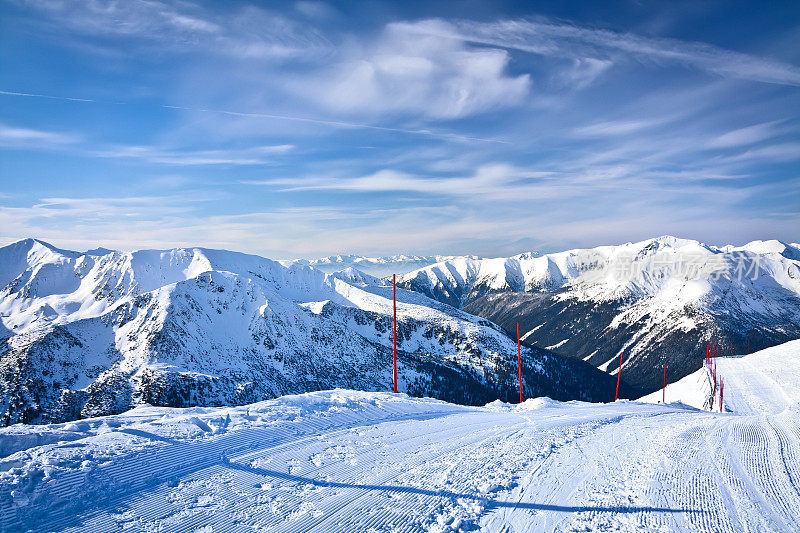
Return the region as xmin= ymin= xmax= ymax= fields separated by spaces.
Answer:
xmin=294 ymin=1 xmax=337 ymax=20
xmin=244 ymin=160 xmax=757 ymax=208
xmin=555 ymin=57 xmax=613 ymax=89
xmin=717 ymin=142 xmax=800 ymax=163
xmin=708 ymin=121 xmax=783 ymax=149
xmin=574 ymin=119 xmax=661 ymax=137
xmin=0 ymin=123 xmax=80 ymax=146
xmin=306 ymin=20 xmax=531 ymax=119
xmin=3 ymin=185 xmax=796 ymax=259
xmin=248 ymin=164 xmax=552 ymax=199
xmin=409 ymin=18 xmax=800 ymax=87
xmin=94 ymin=143 xmax=294 ymax=165
xmin=26 ymin=0 xmax=331 ymax=60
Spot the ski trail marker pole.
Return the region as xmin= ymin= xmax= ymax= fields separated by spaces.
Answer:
xmin=393 ymin=274 xmax=397 ymax=394
xmin=615 ymin=351 xmax=623 ymax=401
xmin=517 ymin=322 xmax=523 ymax=404
xmin=711 ymin=361 xmax=716 ymax=411
xmin=720 ymin=379 xmax=724 ymax=412
xmin=662 ymin=364 xmax=666 ymax=403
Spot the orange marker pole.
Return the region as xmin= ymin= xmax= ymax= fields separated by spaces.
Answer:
xmin=615 ymin=351 xmax=623 ymax=401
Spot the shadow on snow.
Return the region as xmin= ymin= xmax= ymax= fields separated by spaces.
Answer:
xmin=223 ymin=460 xmax=703 ymax=515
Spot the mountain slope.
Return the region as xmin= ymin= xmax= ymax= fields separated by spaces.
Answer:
xmin=0 ymin=239 xmax=621 ymax=426
xmin=286 ymin=254 xmax=480 ymax=278
xmin=640 ymin=338 xmax=800 ymax=414
xmin=398 ymin=236 xmax=800 ymax=391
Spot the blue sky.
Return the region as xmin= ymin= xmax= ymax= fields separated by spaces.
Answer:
xmin=0 ymin=0 xmax=798 ymax=258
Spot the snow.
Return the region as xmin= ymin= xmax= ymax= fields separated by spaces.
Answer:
xmin=5 ymin=239 xmax=582 ymax=426
xmin=398 ymin=235 xmax=800 ymax=383
xmin=640 ymin=338 xmax=800 ymax=414
xmin=287 ymin=254 xmax=480 ymax=278
xmin=2 ymin=340 xmax=799 ymax=531
xmin=400 ymin=235 xmax=800 ymax=306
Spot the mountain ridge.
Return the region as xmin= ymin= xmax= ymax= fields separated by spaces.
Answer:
xmin=396 ymin=235 xmax=800 ymax=391
xmin=0 ymin=238 xmax=624 ymax=426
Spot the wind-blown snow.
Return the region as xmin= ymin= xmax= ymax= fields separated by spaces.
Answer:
xmin=1 ymin=339 xmax=799 ymax=531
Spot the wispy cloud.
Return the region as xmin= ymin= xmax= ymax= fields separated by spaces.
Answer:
xmin=715 ymin=142 xmax=800 ymax=164
xmin=95 ymin=143 xmax=294 ymax=166
xmin=0 ymin=115 xmax=294 ymax=165
xmin=389 ymin=18 xmax=800 ymax=87
xmin=0 ymin=123 xmax=80 ymax=146
xmin=0 ymin=90 xmax=96 ymax=103
xmin=0 ymin=93 xmax=508 ymax=144
xmin=246 ymin=164 xmax=554 ymax=199
xmin=3 ymin=186 xmax=796 ymax=258
xmin=162 ymin=105 xmax=510 ymax=143
xmin=25 ymin=0 xmax=332 ymax=60
xmin=297 ymin=20 xmax=531 ymax=119
xmin=574 ymin=119 xmax=662 ymax=137
xmin=707 ymin=121 xmax=785 ymax=148
xmin=2 ymin=3 xmax=798 ymax=256
xmin=244 ymin=161 xmax=759 ymax=208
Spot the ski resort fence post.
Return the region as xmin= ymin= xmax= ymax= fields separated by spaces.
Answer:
xmin=614 ymin=351 xmax=623 ymax=401
xmin=393 ymin=274 xmax=397 ymax=394
xmin=517 ymin=322 xmax=523 ymax=404
xmin=663 ymin=364 xmax=666 ymax=403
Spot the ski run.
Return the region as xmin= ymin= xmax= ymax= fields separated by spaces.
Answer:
xmin=0 ymin=339 xmax=798 ymax=532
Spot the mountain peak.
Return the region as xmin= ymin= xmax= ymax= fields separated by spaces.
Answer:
xmin=2 ymin=237 xmax=70 ymax=254
xmin=84 ymin=246 xmax=117 ymax=256
xmin=331 ymin=266 xmax=385 ymax=286
xmin=0 ymin=238 xmax=80 ymax=288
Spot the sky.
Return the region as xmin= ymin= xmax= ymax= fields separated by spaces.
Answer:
xmin=0 ymin=0 xmax=798 ymax=259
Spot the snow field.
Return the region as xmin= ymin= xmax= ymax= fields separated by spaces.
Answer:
xmin=1 ymin=340 xmax=800 ymax=531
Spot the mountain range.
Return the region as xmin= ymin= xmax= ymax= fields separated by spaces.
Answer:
xmin=286 ymin=254 xmax=478 ymax=278
xmin=397 ymin=236 xmax=800 ymax=391
xmin=0 ymin=239 xmax=619 ymax=426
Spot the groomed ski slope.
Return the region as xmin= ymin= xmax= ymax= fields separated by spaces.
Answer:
xmin=1 ymin=341 xmax=799 ymax=532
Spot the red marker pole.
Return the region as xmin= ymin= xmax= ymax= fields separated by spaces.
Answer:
xmin=720 ymin=380 xmax=724 ymax=412
xmin=662 ymin=364 xmax=666 ymax=403
xmin=517 ymin=322 xmax=523 ymax=404
xmin=711 ymin=362 xmax=716 ymax=411
xmin=393 ymin=274 xmax=397 ymax=394
xmin=614 ymin=351 xmax=623 ymax=401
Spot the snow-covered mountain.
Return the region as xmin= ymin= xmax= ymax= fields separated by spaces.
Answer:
xmin=286 ymin=254 xmax=479 ymax=277
xmin=397 ymin=236 xmax=800 ymax=392
xmin=0 ymin=239 xmax=620 ymax=426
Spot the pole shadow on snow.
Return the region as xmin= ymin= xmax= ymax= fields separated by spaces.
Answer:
xmin=223 ymin=461 xmax=704 ymax=515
